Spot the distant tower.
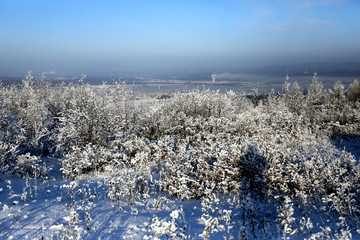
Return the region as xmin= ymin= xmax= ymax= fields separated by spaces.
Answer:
xmin=211 ymin=72 xmax=216 ymax=83
xmin=284 ymin=71 xmax=290 ymax=92
xmin=285 ymin=70 xmax=290 ymax=82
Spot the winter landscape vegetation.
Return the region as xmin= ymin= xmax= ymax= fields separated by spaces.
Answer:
xmin=0 ymin=70 xmax=360 ymax=239
xmin=2 ymin=0 xmax=360 ymax=239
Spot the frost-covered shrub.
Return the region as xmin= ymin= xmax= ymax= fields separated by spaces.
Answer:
xmin=56 ymin=78 xmax=134 ymax=153
xmin=12 ymin=71 xmax=53 ymax=155
xmin=56 ymin=78 xmax=109 ymax=150
xmin=0 ymin=71 xmax=54 ymax=158
xmin=106 ymin=167 xmax=152 ymax=206
xmin=238 ymin=145 xmax=268 ymax=196
xmin=305 ymin=73 xmax=327 ymax=129
xmin=168 ymin=89 xmax=222 ymax=119
xmin=61 ymin=144 xmax=120 ymax=178
xmin=282 ymin=81 xmax=304 ymax=115
xmin=348 ymin=79 xmax=360 ymax=102
xmin=0 ymin=108 xmax=19 ymax=171
xmin=264 ymin=141 xmax=360 ymax=216
xmin=0 ymin=141 xmax=17 ymax=172
xmin=61 ymin=135 xmax=153 ymax=179
xmin=13 ymin=153 xmax=49 ymax=178
xmin=132 ymin=97 xmax=166 ymax=140
xmin=325 ymin=81 xmax=349 ymax=124
xmin=0 ymin=72 xmax=55 ymax=173
xmin=160 ymin=136 xmax=247 ymax=200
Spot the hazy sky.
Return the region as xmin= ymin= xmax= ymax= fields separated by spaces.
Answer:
xmin=1 ymin=0 xmax=360 ymax=75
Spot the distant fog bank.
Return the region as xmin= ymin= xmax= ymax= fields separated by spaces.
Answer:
xmin=1 ymin=62 xmax=359 ymax=93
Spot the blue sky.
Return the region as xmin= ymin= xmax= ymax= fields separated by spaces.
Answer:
xmin=0 ymin=0 xmax=360 ymax=75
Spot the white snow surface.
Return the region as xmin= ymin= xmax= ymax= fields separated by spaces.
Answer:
xmin=1 ymin=164 xmax=360 ymax=240
xmin=0 ymin=172 xmax=208 ymax=239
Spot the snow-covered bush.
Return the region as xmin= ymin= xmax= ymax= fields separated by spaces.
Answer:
xmin=56 ymin=78 xmax=134 ymax=149
xmin=282 ymin=80 xmax=304 ymax=115
xmin=61 ymin=144 xmax=114 ymax=178
xmin=264 ymin=141 xmax=360 ymax=217
xmin=11 ymin=71 xmax=53 ymax=155
xmin=0 ymin=141 xmax=17 ymax=172
xmin=325 ymin=81 xmax=349 ymax=124
xmin=56 ymin=76 xmax=111 ymax=150
xmin=149 ymin=209 xmax=186 ymax=239
xmin=348 ymin=79 xmax=360 ymax=102
xmin=161 ymin=139 xmax=244 ymax=200
xmin=106 ymin=167 xmax=152 ymax=207
xmin=14 ymin=153 xmax=49 ymax=178
xmin=0 ymin=71 xmax=55 ymax=174
xmin=305 ymin=73 xmax=327 ymax=132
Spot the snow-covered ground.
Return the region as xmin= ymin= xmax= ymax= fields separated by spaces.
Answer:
xmin=1 ymin=148 xmax=360 ymax=240
xmin=0 ymin=171 xmax=240 ymax=239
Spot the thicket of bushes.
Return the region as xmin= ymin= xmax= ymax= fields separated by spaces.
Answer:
xmin=1 ymin=71 xmax=360 ymax=238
